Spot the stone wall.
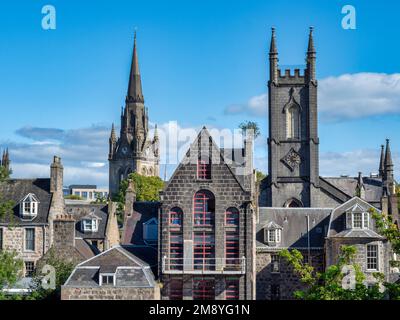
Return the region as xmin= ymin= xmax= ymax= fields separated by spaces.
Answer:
xmin=256 ymin=249 xmax=324 ymax=300
xmin=61 ymin=286 xmax=160 ymax=300
xmin=1 ymin=225 xmax=50 ymax=274
xmin=159 ymin=130 xmax=254 ymax=300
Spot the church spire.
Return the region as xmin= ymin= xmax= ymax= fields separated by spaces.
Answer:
xmin=306 ymin=27 xmax=316 ymax=82
xmin=379 ymin=144 xmax=385 ymax=177
xmin=384 ymin=139 xmax=395 ymax=195
xmin=126 ymin=31 xmax=144 ymax=104
xmin=269 ymin=27 xmax=278 ymax=84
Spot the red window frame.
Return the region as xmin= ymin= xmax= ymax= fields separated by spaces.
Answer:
xmin=225 ymin=277 xmax=240 ymax=300
xmin=225 ymin=231 xmax=239 ymax=268
xmin=193 ymin=191 xmax=215 ymax=226
xmin=193 ymin=277 xmax=215 ymax=300
xmin=169 ymin=278 xmax=183 ymax=300
xmin=169 ymin=207 xmax=183 ymax=226
xmin=169 ymin=232 xmax=183 ymax=270
xmin=197 ymin=158 xmax=211 ymax=180
xmin=193 ymin=231 xmax=215 ymax=271
xmin=225 ymin=207 xmax=239 ymax=226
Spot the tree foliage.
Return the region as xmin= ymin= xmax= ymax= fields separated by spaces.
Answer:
xmin=30 ymin=248 xmax=75 ymax=300
xmin=0 ymin=166 xmax=14 ymax=225
xmin=113 ymin=173 xmax=164 ymax=225
xmin=0 ymin=250 xmax=24 ymax=300
xmin=239 ymin=121 xmax=261 ymax=139
xmin=280 ymin=246 xmax=385 ymax=300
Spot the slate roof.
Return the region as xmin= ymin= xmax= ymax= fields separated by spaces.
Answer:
xmin=121 ymin=201 xmax=160 ymax=245
xmin=327 ymin=197 xmax=383 ymax=238
xmin=65 ymin=203 xmax=109 ymax=239
xmin=257 ymin=207 xmax=332 ymax=249
xmin=64 ymin=245 xmax=156 ymax=288
xmin=323 ymin=176 xmax=383 ymax=204
xmin=0 ymin=179 xmax=52 ymax=225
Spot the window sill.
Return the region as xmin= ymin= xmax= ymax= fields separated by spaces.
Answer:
xmin=196 ymin=179 xmax=212 ymax=183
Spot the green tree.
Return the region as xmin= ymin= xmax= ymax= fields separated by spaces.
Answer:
xmin=64 ymin=194 xmax=84 ymax=200
xmin=0 ymin=165 xmax=14 ymax=224
xmin=280 ymin=245 xmax=385 ymax=300
xmin=0 ymin=250 xmax=24 ymax=300
xmin=239 ymin=121 xmax=261 ymax=139
xmin=371 ymin=207 xmax=400 ymax=299
xmin=30 ymin=248 xmax=75 ymax=300
xmin=113 ymin=172 xmax=164 ymax=225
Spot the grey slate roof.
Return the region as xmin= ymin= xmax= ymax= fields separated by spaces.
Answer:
xmin=122 ymin=201 xmax=160 ymax=245
xmin=0 ymin=178 xmax=52 ymax=225
xmin=65 ymin=203 xmax=109 ymax=239
xmin=257 ymin=207 xmax=332 ymax=249
xmin=323 ymin=176 xmax=383 ymax=204
xmin=64 ymin=245 xmax=156 ymax=288
xmin=327 ymin=197 xmax=383 ymax=238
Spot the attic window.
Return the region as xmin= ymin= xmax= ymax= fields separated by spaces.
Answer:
xmin=264 ymin=228 xmax=282 ymax=245
xmin=197 ymin=158 xmax=211 ymax=180
xmin=82 ymin=219 xmax=98 ymax=233
xmin=99 ymin=273 xmax=115 ymax=286
xmin=20 ymin=193 xmax=39 ymax=219
xmin=351 ymin=211 xmax=369 ymax=229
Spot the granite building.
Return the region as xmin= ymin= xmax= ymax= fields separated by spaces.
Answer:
xmin=256 ymin=27 xmax=399 ymax=300
xmin=158 ymin=128 xmax=255 ymax=300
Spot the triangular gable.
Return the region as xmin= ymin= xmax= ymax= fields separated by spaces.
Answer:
xmin=20 ymin=193 xmax=40 ymax=203
xmin=163 ymin=126 xmax=247 ymax=192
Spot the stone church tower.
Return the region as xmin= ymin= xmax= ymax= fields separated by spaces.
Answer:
xmin=109 ymin=33 xmax=160 ymax=196
xmin=265 ymin=27 xmax=319 ymax=207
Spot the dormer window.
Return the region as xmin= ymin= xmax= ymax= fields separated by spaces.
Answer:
xmin=263 ymin=222 xmax=282 ymax=245
xmin=350 ymin=204 xmax=369 ymax=229
xmin=20 ymin=193 xmax=39 ymax=219
xmin=99 ymin=273 xmax=115 ymax=286
xmin=82 ymin=219 xmax=98 ymax=233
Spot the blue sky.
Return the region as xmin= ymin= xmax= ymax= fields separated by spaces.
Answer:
xmin=0 ymin=0 xmax=399 ymax=187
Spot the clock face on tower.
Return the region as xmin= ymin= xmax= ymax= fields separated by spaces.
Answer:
xmin=121 ymin=146 xmax=128 ymax=155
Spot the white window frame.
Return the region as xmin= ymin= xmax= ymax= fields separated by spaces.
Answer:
xmin=24 ymin=228 xmax=35 ymax=252
xmin=352 ymin=211 xmax=369 ymax=229
xmin=265 ymin=228 xmax=281 ymax=244
xmin=20 ymin=194 xmax=39 ymax=219
xmin=366 ymin=244 xmax=378 ymax=271
xmin=82 ymin=219 xmax=98 ymax=233
xmin=99 ymin=273 xmax=115 ymax=286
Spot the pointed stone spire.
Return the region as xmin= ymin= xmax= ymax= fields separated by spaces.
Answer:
xmin=269 ymin=27 xmax=277 ymax=54
xmin=154 ymin=124 xmax=159 ymax=141
xmin=379 ymin=144 xmax=385 ymax=177
xmin=306 ymin=27 xmax=316 ymax=82
xmin=126 ymin=31 xmax=144 ymax=104
xmin=110 ymin=123 xmax=116 ymax=142
xmin=1 ymin=148 xmax=10 ymax=172
xmin=269 ymin=27 xmax=278 ymax=84
xmin=307 ymin=26 xmax=316 ymax=54
xmin=384 ymin=139 xmax=395 ymax=195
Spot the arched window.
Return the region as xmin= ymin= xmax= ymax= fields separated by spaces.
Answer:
xmin=286 ymin=105 xmax=300 ymax=139
xmin=193 ymin=190 xmax=215 ymax=226
xmin=197 ymin=157 xmax=211 ymax=180
xmin=225 ymin=207 xmax=239 ymax=226
xmin=284 ymin=198 xmax=303 ymax=208
xmin=169 ymin=207 xmax=183 ymax=226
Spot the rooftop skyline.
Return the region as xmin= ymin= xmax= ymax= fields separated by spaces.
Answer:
xmin=0 ymin=0 xmax=399 ymax=188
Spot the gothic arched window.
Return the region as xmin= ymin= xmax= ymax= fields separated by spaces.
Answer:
xmin=284 ymin=198 xmax=303 ymax=208
xmin=193 ymin=190 xmax=215 ymax=226
xmin=286 ymin=105 xmax=300 ymax=139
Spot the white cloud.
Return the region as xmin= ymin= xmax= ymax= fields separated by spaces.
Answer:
xmin=224 ymin=73 xmax=400 ymax=121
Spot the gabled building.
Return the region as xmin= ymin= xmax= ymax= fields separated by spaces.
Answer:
xmin=158 ymin=127 xmax=255 ymax=300
xmin=0 ymin=155 xmax=120 ymax=283
xmin=256 ymin=27 xmax=399 ymax=300
xmin=61 ymin=245 xmax=160 ymax=300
